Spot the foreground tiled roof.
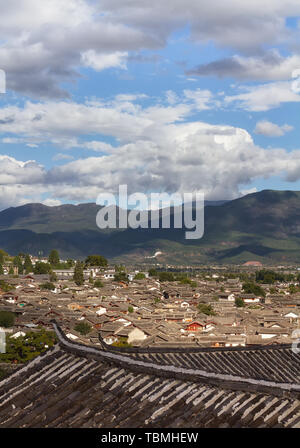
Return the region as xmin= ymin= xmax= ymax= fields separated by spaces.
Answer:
xmin=0 ymin=320 xmax=299 ymax=428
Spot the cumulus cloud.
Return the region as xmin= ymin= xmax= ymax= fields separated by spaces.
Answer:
xmin=2 ymin=110 xmax=300 ymax=210
xmin=187 ymin=51 xmax=300 ymax=82
xmin=99 ymin=0 xmax=300 ymax=53
xmin=0 ymin=0 xmax=160 ymax=98
xmin=254 ymin=120 xmax=294 ymax=137
xmin=0 ymin=1 xmax=300 ymax=96
xmin=224 ymin=81 xmax=300 ymax=111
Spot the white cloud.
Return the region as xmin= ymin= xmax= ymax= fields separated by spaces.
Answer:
xmin=0 ymin=89 xmax=300 ymax=209
xmin=183 ymin=89 xmax=217 ymax=110
xmin=0 ymin=1 xmax=300 ymax=96
xmin=187 ymin=51 xmax=300 ymax=82
xmin=42 ymin=198 xmax=62 ymax=207
xmin=254 ymin=120 xmax=294 ymax=137
xmin=99 ymin=0 xmax=300 ymax=52
xmin=225 ymin=81 xmax=300 ymax=111
xmin=2 ymin=116 xmax=300 ymax=210
xmin=81 ymin=50 xmax=128 ymax=71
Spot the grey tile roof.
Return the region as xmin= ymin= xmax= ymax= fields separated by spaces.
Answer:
xmin=0 ymin=321 xmax=299 ymax=428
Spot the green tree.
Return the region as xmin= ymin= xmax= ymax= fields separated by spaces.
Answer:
xmin=40 ymin=282 xmax=56 ymax=291
xmin=134 ymin=272 xmax=146 ymax=280
xmin=49 ymin=271 xmax=57 ymax=282
xmin=148 ymin=268 xmax=158 ymax=277
xmin=0 ymin=311 xmax=15 ymax=328
xmin=112 ymin=337 xmax=132 ymax=348
xmin=114 ymin=272 xmax=128 ymax=282
xmin=197 ymin=303 xmax=216 ymax=316
xmin=289 ymin=284 xmax=298 ymax=294
xmin=48 ymin=250 xmax=60 ymax=266
xmin=0 ymin=264 xmax=3 ymax=275
xmin=8 ymin=266 xmax=14 ymax=275
xmin=85 ymin=255 xmax=108 ymax=267
xmin=158 ymin=272 xmax=175 ymax=282
xmin=34 ymin=262 xmax=52 ymax=275
xmin=74 ymin=322 xmax=91 ymax=335
xmin=0 ymin=280 xmax=14 ymax=292
xmin=128 ymin=306 xmax=134 ymax=313
xmin=94 ymin=279 xmax=104 ymax=288
xmin=73 ymin=261 xmax=84 ymax=286
xmin=23 ymin=254 xmax=33 ymax=274
xmin=0 ymin=330 xmax=57 ymax=364
xmin=0 ymin=250 xmax=7 ymax=264
xmin=235 ymin=297 xmax=245 ymax=308
xmin=242 ymin=282 xmax=266 ymax=297
xmin=13 ymin=256 xmax=23 ymax=275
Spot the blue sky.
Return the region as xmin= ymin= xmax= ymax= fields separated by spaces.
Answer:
xmin=0 ymin=0 xmax=300 ymax=209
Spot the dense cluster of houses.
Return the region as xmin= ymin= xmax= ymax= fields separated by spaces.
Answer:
xmin=0 ymin=264 xmax=300 ymax=349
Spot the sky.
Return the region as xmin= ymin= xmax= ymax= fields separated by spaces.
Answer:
xmin=0 ymin=0 xmax=300 ymax=210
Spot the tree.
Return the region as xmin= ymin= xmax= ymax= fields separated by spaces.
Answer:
xmin=34 ymin=262 xmax=52 ymax=275
xmin=111 ymin=336 xmax=132 ymax=347
xmin=134 ymin=273 xmax=145 ymax=280
xmin=0 ymin=250 xmax=7 ymax=264
xmin=49 ymin=271 xmax=57 ymax=282
xmin=23 ymin=254 xmax=33 ymax=274
xmin=197 ymin=303 xmax=216 ymax=316
xmin=148 ymin=268 xmax=158 ymax=277
xmin=114 ymin=272 xmax=128 ymax=282
xmin=0 ymin=264 xmax=3 ymax=275
xmin=94 ymin=279 xmax=104 ymax=288
xmin=242 ymin=282 xmax=266 ymax=297
xmin=158 ymin=272 xmax=175 ymax=282
xmin=235 ymin=297 xmax=245 ymax=308
xmin=73 ymin=261 xmax=84 ymax=286
xmin=74 ymin=322 xmax=91 ymax=335
xmin=0 ymin=280 xmax=14 ymax=292
xmin=0 ymin=311 xmax=15 ymax=328
xmin=128 ymin=306 xmax=134 ymax=313
xmin=289 ymin=284 xmax=298 ymax=294
xmin=13 ymin=256 xmax=23 ymax=275
xmin=85 ymin=255 xmax=108 ymax=267
xmin=8 ymin=266 xmax=14 ymax=275
xmin=40 ymin=282 xmax=56 ymax=291
xmin=112 ymin=337 xmax=132 ymax=348
xmin=0 ymin=329 xmax=57 ymax=364
xmin=48 ymin=250 xmax=60 ymax=266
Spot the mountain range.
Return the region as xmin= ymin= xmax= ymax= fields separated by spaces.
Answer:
xmin=0 ymin=190 xmax=300 ymax=265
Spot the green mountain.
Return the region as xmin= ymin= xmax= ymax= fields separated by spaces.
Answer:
xmin=0 ymin=190 xmax=300 ymax=265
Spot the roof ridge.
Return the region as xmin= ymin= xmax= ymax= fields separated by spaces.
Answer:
xmin=51 ymin=320 xmax=300 ymax=398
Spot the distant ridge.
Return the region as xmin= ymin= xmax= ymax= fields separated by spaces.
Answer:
xmin=0 ymin=190 xmax=300 ymax=264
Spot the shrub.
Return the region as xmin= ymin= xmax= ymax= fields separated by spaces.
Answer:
xmin=197 ymin=303 xmax=216 ymax=316
xmin=111 ymin=337 xmax=132 ymax=348
xmin=85 ymin=255 xmax=108 ymax=267
xmin=0 ymin=330 xmax=57 ymax=364
xmin=0 ymin=311 xmax=15 ymax=328
xmin=242 ymin=282 xmax=266 ymax=297
xmin=74 ymin=322 xmax=91 ymax=335
xmin=34 ymin=262 xmax=52 ymax=275
xmin=94 ymin=279 xmax=104 ymax=288
xmin=158 ymin=272 xmax=175 ymax=282
xmin=235 ymin=297 xmax=245 ymax=308
xmin=40 ymin=282 xmax=55 ymax=291
xmin=114 ymin=272 xmax=128 ymax=282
